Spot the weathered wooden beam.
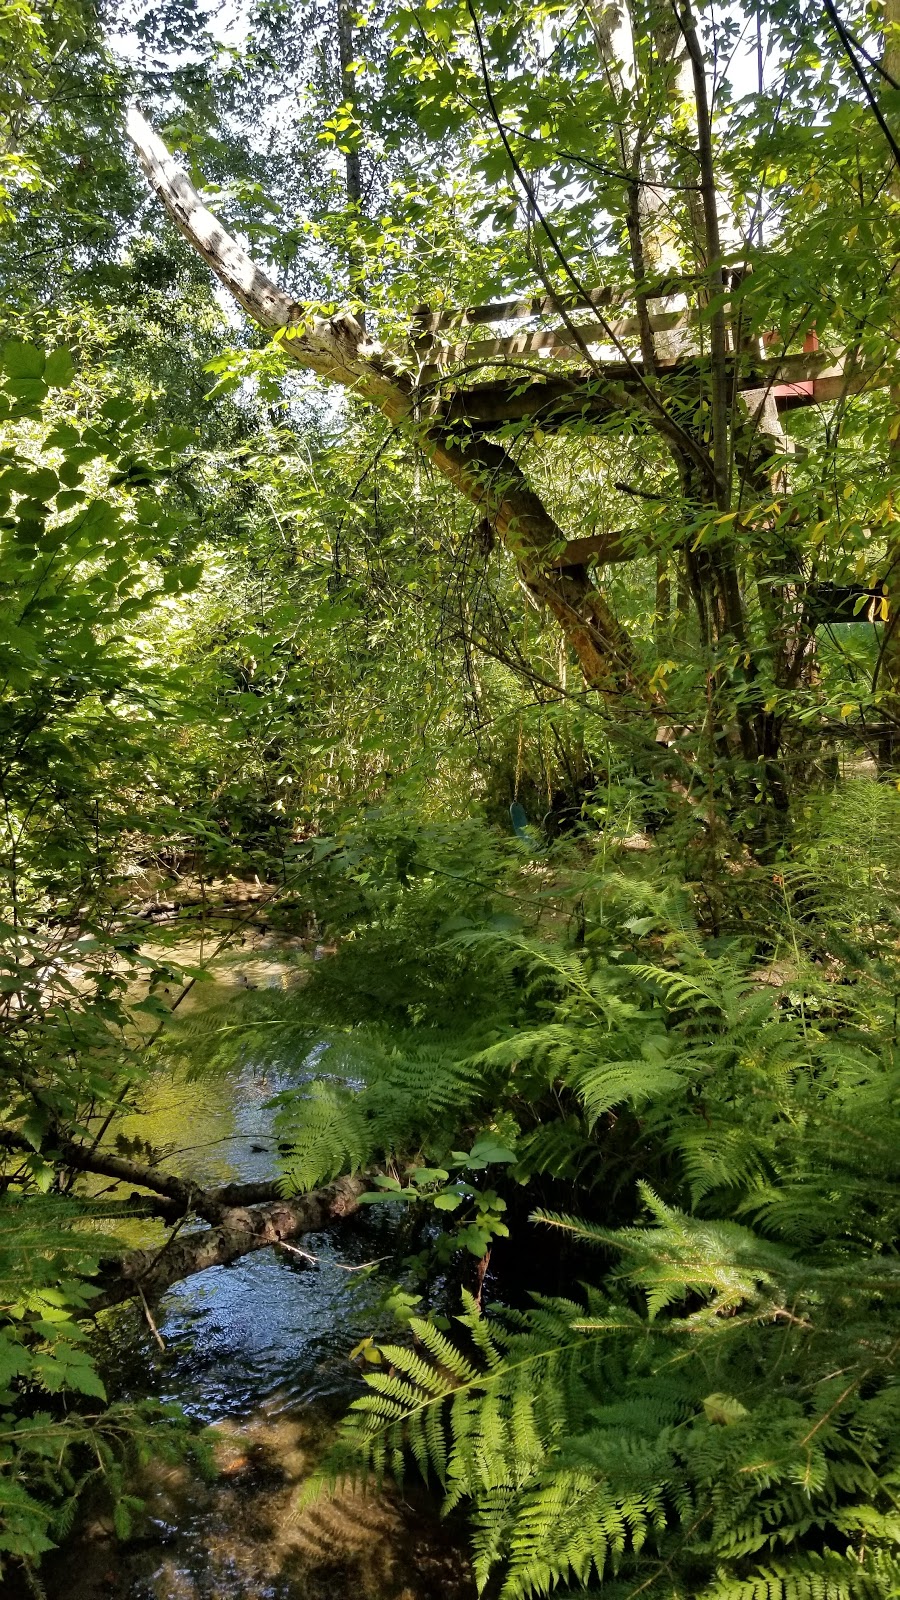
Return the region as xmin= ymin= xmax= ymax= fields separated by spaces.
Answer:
xmin=771 ymin=366 xmax=880 ymax=406
xmin=436 ymin=346 xmax=895 ymax=400
xmin=409 ymin=275 xmax=695 ymax=333
xmin=412 ymin=285 xmax=621 ymax=333
xmin=417 ymin=310 xmax=691 ymax=370
xmin=430 ymin=353 xmax=894 ymax=428
xmin=436 ymin=375 xmax=617 ymax=427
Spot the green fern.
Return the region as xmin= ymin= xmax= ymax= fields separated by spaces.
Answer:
xmin=314 ymin=896 xmax=900 ymax=1600
xmin=274 ymin=1033 xmax=484 ymax=1192
xmin=0 ymin=1194 xmax=207 ymax=1578
xmin=166 ymin=810 xmax=900 ymax=1600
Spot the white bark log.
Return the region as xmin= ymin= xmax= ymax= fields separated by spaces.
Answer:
xmin=125 ymin=107 xmax=638 ymax=694
xmin=126 ymin=108 xmax=299 ymax=330
xmin=127 ymin=107 xmax=412 ymax=420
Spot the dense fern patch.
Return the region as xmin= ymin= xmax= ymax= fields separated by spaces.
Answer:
xmin=184 ymin=790 xmax=900 ymax=1600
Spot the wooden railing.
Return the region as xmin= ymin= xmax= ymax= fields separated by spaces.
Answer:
xmin=406 ymin=284 xmax=893 ymax=411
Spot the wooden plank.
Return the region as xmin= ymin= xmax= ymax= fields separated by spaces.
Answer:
xmin=410 ymin=276 xmax=690 ymax=334
xmin=421 ymin=342 xmax=848 ymax=384
xmin=786 ymin=371 xmax=878 ymax=405
xmin=411 ymin=285 xmax=621 ymax=334
xmin=756 ymin=353 xmax=893 ymax=394
xmin=436 ymin=325 xmax=585 ymax=363
xmin=437 ymin=375 xmax=605 ymax=427
xmin=767 ymin=357 xmax=893 ymax=406
xmin=769 ymin=354 xmax=845 ymax=386
xmin=416 ymin=310 xmax=694 ymax=376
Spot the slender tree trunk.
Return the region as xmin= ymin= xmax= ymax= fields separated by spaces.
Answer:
xmin=879 ymin=0 xmax=900 ymax=763
xmin=336 ymin=0 xmax=366 ymax=322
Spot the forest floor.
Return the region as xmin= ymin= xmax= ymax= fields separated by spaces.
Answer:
xmin=42 ymin=1411 xmax=472 ymax=1600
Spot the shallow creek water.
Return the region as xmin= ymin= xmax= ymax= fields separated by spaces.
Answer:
xmin=39 ymin=946 xmax=473 ymax=1600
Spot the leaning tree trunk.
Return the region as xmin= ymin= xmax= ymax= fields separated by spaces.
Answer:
xmin=125 ymin=110 xmax=640 ymax=701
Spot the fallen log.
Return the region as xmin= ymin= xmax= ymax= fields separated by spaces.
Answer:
xmin=93 ymin=1175 xmax=367 ymax=1309
xmin=1 ymin=1127 xmax=368 ymax=1309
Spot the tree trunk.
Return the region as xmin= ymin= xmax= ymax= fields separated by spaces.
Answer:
xmin=125 ymin=109 xmax=641 ymax=700
xmin=879 ymin=0 xmax=900 ymax=764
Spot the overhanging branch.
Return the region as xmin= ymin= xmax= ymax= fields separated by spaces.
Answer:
xmin=93 ymin=1177 xmax=368 ymax=1309
xmin=1 ymin=1125 xmax=367 ymax=1308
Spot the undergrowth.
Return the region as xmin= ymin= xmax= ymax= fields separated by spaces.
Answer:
xmin=165 ymin=783 xmax=900 ymax=1599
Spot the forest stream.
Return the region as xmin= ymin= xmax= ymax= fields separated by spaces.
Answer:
xmin=38 ymin=946 xmax=473 ymax=1600
xmin=4 ymin=11 xmax=900 ymax=1588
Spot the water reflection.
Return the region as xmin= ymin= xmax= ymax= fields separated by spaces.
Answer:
xmin=42 ymin=1041 xmax=472 ymax=1599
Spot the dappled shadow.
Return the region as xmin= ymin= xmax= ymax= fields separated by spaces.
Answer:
xmin=41 ymin=1409 xmax=472 ymax=1600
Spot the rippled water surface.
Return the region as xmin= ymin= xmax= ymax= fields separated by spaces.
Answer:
xmin=40 ymin=964 xmax=472 ymax=1600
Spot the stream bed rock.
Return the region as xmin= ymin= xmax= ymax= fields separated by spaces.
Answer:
xmin=45 ymin=1407 xmax=471 ymax=1599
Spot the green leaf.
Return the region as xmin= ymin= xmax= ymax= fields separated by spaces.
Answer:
xmin=21 ymin=469 xmax=58 ymax=500
xmin=7 ymin=378 xmax=47 ymax=404
xmin=703 ymin=1393 xmax=750 ymax=1426
xmin=43 ymin=422 xmax=79 ymax=447
xmin=43 ymin=347 xmax=74 ymax=387
xmin=456 ymin=1224 xmax=491 ymax=1255
xmin=463 ymin=1139 xmax=517 ymax=1168
xmin=20 ymin=1112 xmax=48 ymax=1152
xmin=3 ymin=341 xmax=44 ymax=380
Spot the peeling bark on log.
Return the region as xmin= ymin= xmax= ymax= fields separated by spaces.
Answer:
xmin=3 ymin=1123 xmax=368 ymax=1308
xmin=94 ymin=1176 xmax=367 ymax=1309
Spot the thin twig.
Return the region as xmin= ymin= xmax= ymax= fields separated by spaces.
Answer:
xmin=277 ymin=1241 xmax=390 ymax=1272
xmin=138 ymin=1286 xmax=166 ymax=1351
